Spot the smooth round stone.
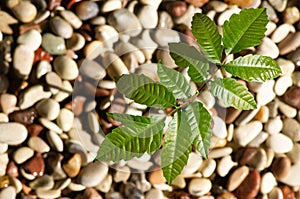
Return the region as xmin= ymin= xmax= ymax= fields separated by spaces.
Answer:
xmin=45 ymin=71 xmax=62 ymax=95
xmin=136 ymin=5 xmax=158 ymax=28
xmin=208 ymin=147 xmax=233 ymax=159
xmin=269 ymin=187 xmax=284 ymax=199
xmin=217 ymin=155 xmax=237 ymax=177
xmin=277 ymin=58 xmax=295 ymax=75
xmin=80 ymin=59 xmax=106 ymax=81
xmin=113 ymin=166 xmax=130 ymax=183
xmin=9 ymin=176 xmax=22 ymax=193
xmin=53 ymin=55 xmax=79 ymax=80
xmin=87 ymin=112 xmax=100 ymax=133
xmin=266 ymin=133 xmax=293 ymax=154
xmin=151 ymin=29 xmax=180 ymax=46
xmin=248 ymin=148 xmax=268 ymax=171
xmin=274 ymin=75 xmax=293 ymax=96
xmin=145 ymin=189 xmax=164 ymax=199
xmin=283 ymin=86 xmax=300 ymax=109
xmin=36 ymin=99 xmax=60 ymax=120
xmin=277 ymin=99 xmax=297 ymax=118
xmin=188 ymin=178 xmax=212 ymax=197
xmin=158 ymin=11 xmax=173 ymax=29
xmin=208 ymin=1 xmax=228 ymax=12
xmin=0 ymin=123 xmax=27 ymax=145
xmin=0 ymin=186 xmax=16 ymax=199
xmin=234 ymin=121 xmax=263 ymax=146
xmin=140 ymin=0 xmax=162 ymax=9
xmin=66 ymin=33 xmax=85 ymax=51
xmin=108 ymin=9 xmax=142 ymax=36
xmin=115 ymin=42 xmax=145 ymax=64
xmin=278 ymin=32 xmax=300 ymax=55
xmin=261 ymin=172 xmax=277 ymax=194
xmin=254 ymin=106 xmax=269 ymax=123
xmin=13 ymin=146 xmax=34 ymax=164
xmin=181 ymin=152 xmax=202 ymax=176
xmin=29 ymin=175 xmax=54 ymax=190
xmin=271 ymin=156 xmax=291 ymax=180
xmin=12 ymin=1 xmax=37 ymax=23
xmin=292 ymin=72 xmax=300 ymax=87
xmin=39 ymin=118 xmax=63 ymax=134
xmin=60 ymin=10 xmax=82 ymax=29
xmin=76 ymin=1 xmax=99 ymax=20
xmin=171 ymin=175 xmax=186 ymax=189
xmin=173 ymin=4 xmax=195 ymax=27
xmin=282 ymin=118 xmax=300 ymax=142
xmin=0 ymin=93 xmax=17 ymax=114
xmin=50 ymin=16 xmax=73 ymax=39
xmin=0 ymin=143 xmax=8 ymax=154
xmin=212 ymin=116 xmax=227 ymax=139
xmin=268 ymin=0 xmax=287 ymax=12
xmin=279 ymin=163 xmax=300 ymax=186
xmin=63 ymin=153 xmax=82 ymax=178
xmin=264 ymin=116 xmax=282 ymax=135
xmin=28 ymin=136 xmax=50 ymax=153
xmin=84 ymin=40 xmax=109 ymax=60
xmin=266 ymin=21 xmax=277 ymax=36
xmin=42 ymin=33 xmax=66 ymax=55
xmin=90 ymin=16 xmax=106 ymax=25
xmin=56 ymin=108 xmax=74 ymax=132
xmin=36 ymin=189 xmax=61 ymax=199
xmin=13 ymin=44 xmax=34 ymax=78
xmin=0 ymin=153 xmax=9 ymax=176
xmin=98 ymin=80 xmax=116 ymax=90
xmin=17 ymin=29 xmax=42 ymax=51
xmin=47 ymin=131 xmax=64 ymax=152
xmin=95 ymin=25 xmax=118 ymax=47
xmin=284 ymin=6 xmax=300 ymax=24
xmin=53 ymin=80 xmax=73 ymax=102
xmin=36 ymin=61 xmax=52 ymax=79
xmin=199 ymin=159 xmax=216 ymax=178
xmin=287 ymin=143 xmax=300 ymax=163
xmin=78 ymin=162 xmax=108 ymax=187
xmin=236 ymin=170 xmax=261 ymax=199
xmin=271 ymin=24 xmax=295 ymax=43
xmin=95 ymin=173 xmax=112 ymax=193
xmin=256 ymin=37 xmax=279 ymax=59
xmin=218 ymin=6 xmax=241 ymax=26
xmin=102 ymin=52 xmax=129 ymax=79
xmin=0 ymin=113 xmax=8 ymax=123
xmin=127 ymin=158 xmax=153 ymax=171
xmin=101 ymin=0 xmax=122 ymax=13
xmin=227 ymin=166 xmax=249 ymax=191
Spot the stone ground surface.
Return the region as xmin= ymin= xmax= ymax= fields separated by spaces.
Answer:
xmin=0 ymin=0 xmax=300 ymax=198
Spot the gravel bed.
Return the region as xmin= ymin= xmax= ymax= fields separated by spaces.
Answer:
xmin=0 ymin=0 xmax=300 ymax=198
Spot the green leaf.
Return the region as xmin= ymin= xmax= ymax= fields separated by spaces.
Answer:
xmin=224 ymin=54 xmax=282 ymax=82
xmin=210 ymin=78 xmax=257 ymax=110
xmin=117 ymin=74 xmax=176 ymax=108
xmin=169 ymin=42 xmax=209 ymax=83
xmin=95 ymin=115 xmax=165 ymax=161
xmin=157 ymin=61 xmax=193 ymax=100
xmin=222 ymin=8 xmax=268 ymax=54
xmin=191 ymin=13 xmax=222 ymax=64
xmin=185 ymin=102 xmax=212 ymax=159
xmin=161 ymin=111 xmax=193 ymax=184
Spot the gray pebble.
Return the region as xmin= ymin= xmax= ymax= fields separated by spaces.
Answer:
xmin=50 ymin=16 xmax=73 ymax=39
xmin=80 ymin=58 xmax=106 ymax=81
xmin=42 ymin=33 xmax=66 ymax=55
xmin=76 ymin=1 xmax=99 ymax=21
xmin=29 ymin=175 xmax=54 ymax=190
xmin=60 ymin=10 xmax=82 ymax=29
xmin=136 ymin=5 xmax=158 ymax=29
xmin=78 ymin=162 xmax=109 ymax=187
xmin=66 ymin=33 xmax=85 ymax=51
xmin=151 ymin=29 xmax=180 ymax=47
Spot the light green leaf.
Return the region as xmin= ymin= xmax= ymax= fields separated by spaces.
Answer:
xmin=169 ymin=42 xmax=209 ymax=83
xmin=157 ymin=61 xmax=193 ymax=100
xmin=191 ymin=13 xmax=222 ymax=64
xmin=161 ymin=111 xmax=193 ymax=184
xmin=224 ymin=54 xmax=282 ymax=82
xmin=210 ymin=78 xmax=257 ymax=110
xmin=222 ymin=8 xmax=268 ymax=54
xmin=185 ymin=102 xmax=212 ymax=159
xmin=95 ymin=115 xmax=165 ymax=162
xmin=117 ymin=74 xmax=176 ymax=108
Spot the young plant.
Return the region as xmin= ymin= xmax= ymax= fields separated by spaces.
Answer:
xmin=94 ymin=8 xmax=282 ymax=184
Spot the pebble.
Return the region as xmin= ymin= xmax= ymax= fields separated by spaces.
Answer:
xmin=115 ymin=41 xmax=145 ymax=64
xmin=282 ymin=118 xmax=300 ymax=142
xmin=256 ymin=80 xmax=276 ymax=105
xmin=75 ymin=1 xmax=99 ymax=21
xmin=278 ymin=32 xmax=300 ymax=55
xmin=137 ymin=5 xmax=158 ymax=29
xmin=83 ymin=187 xmax=103 ymax=199
xmin=36 ymin=61 xmax=52 ymax=79
xmin=17 ymin=29 xmax=42 ymax=51
xmin=276 ymin=99 xmax=297 ymax=118
xmin=268 ymin=0 xmax=287 ymax=12
xmin=209 ymin=147 xmax=233 ymax=159
xmin=271 ymin=24 xmax=295 ymax=43
xmin=217 ymin=6 xmax=241 ymax=26
xmin=54 ymin=80 xmax=73 ymax=102
xmin=283 ymin=6 xmax=300 ymax=24
xmin=56 ymin=108 xmax=74 ymax=132
xmin=50 ymin=16 xmax=73 ymax=39
xmin=217 ymin=155 xmax=237 ymax=177
xmin=266 ymin=133 xmax=293 ymax=154
xmin=0 ymin=123 xmax=27 ymax=145
xmin=53 ymin=55 xmax=79 ymax=80
xmin=254 ymin=106 xmax=269 ymax=123
xmin=23 ymin=152 xmax=45 ymax=177
xmin=234 ymin=121 xmax=263 ymax=146
xmin=127 ymin=157 xmax=153 ymax=171
xmin=280 ymin=186 xmax=295 ymax=199
xmin=108 ymin=8 xmax=142 ymax=36
xmin=13 ymin=147 xmax=34 ymax=164
xmin=140 ymin=0 xmax=162 ymax=9
xmin=63 ymin=153 xmax=82 ymax=178
xmin=95 ymin=25 xmax=118 ymax=48
xmin=0 ymin=11 xmax=18 ymax=34
xmin=171 ymin=175 xmax=186 ymax=189
xmin=45 ymin=71 xmax=62 ymax=95
xmin=148 ymin=169 xmax=166 ymax=185
xmin=0 ymin=75 xmax=9 ymax=94
xmin=29 ymin=175 xmax=54 ymax=190
xmin=261 ymin=172 xmax=277 ymax=194
xmin=287 ymin=143 xmax=300 ymax=163
xmin=145 ymin=188 xmax=164 ymax=199
xmin=279 ymin=163 xmax=300 ymax=186
xmin=66 ymin=33 xmax=85 ymax=51
xmin=248 ymin=148 xmax=268 ymax=171
xmin=266 ymin=21 xmax=277 ymax=36
xmin=0 ymin=186 xmax=16 ymax=199
xmin=35 ymin=99 xmax=60 ymax=120
xmin=212 ymin=116 xmax=227 ymax=138
xmin=269 ymin=187 xmax=284 ymax=199
xmin=208 ymin=1 xmax=228 ymax=12
xmin=80 ymin=58 xmax=106 ymax=81
xmin=113 ymin=166 xmax=130 ymax=183
xmin=42 ymin=33 xmax=66 ymax=55
xmin=12 ymin=1 xmax=37 ymax=23
xmin=235 ymin=170 xmax=261 ymax=199
xmin=227 ymin=166 xmax=249 ymax=191
xmin=68 ymin=181 xmax=86 ymax=192
xmin=0 ymin=94 xmax=17 ymax=114
xmin=157 ymin=11 xmax=173 ymax=29
xmin=39 ymin=118 xmax=63 ymax=134
xmin=199 ymin=159 xmax=216 ymax=178
xmin=277 ymin=58 xmax=295 ymax=75
xmin=60 ymin=10 xmax=82 ymax=29
xmin=0 ymin=154 xmax=9 ymax=177
xmin=152 ymin=29 xmax=180 ymax=47
xmin=102 ymin=52 xmax=129 ymax=79
xmin=225 ymin=108 xmax=242 ymax=124
xmin=0 ymin=143 xmax=8 ymax=154
xmin=271 ymin=156 xmax=291 ymax=180
xmin=182 ymin=152 xmax=203 ymax=176
xmin=47 ymin=131 xmax=64 ymax=152
xmin=46 ymin=153 xmax=66 ymax=180
xmin=36 ymin=189 xmax=61 ymax=199
xmin=13 ymin=44 xmax=34 ymax=79
xmin=165 ymin=1 xmax=187 ymax=17
xmin=274 ymin=75 xmax=293 ymax=96
xmin=256 ymin=37 xmax=279 ymax=59
xmin=283 ymin=86 xmax=300 ymax=109
xmin=95 ymin=173 xmax=112 ymax=193
xmin=264 ymin=116 xmax=282 ymax=135
xmin=28 ymin=136 xmax=50 ymax=153
xmin=188 ymin=178 xmax=212 ymax=197
xmin=78 ymin=162 xmax=108 ymax=187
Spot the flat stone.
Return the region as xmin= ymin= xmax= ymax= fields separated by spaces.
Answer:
xmin=276 ymin=99 xmax=297 ymax=118
xmin=13 ymin=146 xmax=34 ymax=164
xmin=42 ymin=33 xmax=66 ymax=55
xmin=45 ymin=71 xmax=62 ymax=95
xmin=53 ymin=80 xmax=73 ymax=102
xmin=12 ymin=1 xmax=37 ymax=23
xmin=277 ymin=58 xmax=295 ymax=76
xmin=94 ymin=25 xmax=118 ymax=48
xmin=171 ymin=175 xmax=186 ymax=189
xmin=282 ymin=118 xmax=300 ymax=142
xmin=28 ymin=136 xmax=50 ymax=153
xmin=136 ymin=5 xmax=158 ymax=29
xmin=50 ymin=16 xmax=73 ymax=39
xmin=256 ymin=37 xmax=279 ymax=59
xmin=212 ymin=116 xmax=227 ymax=138
xmin=279 ymin=163 xmax=300 ymax=186
xmin=271 ymin=156 xmax=291 ymax=180
xmin=199 ymin=159 xmax=216 ymax=178
xmin=283 ymin=6 xmax=300 ymax=24
xmin=268 ymin=0 xmax=287 ymax=12
xmin=78 ymin=162 xmax=108 ymax=187
xmin=36 ymin=99 xmax=60 ymax=120
xmin=227 ymin=166 xmax=249 ymax=191
xmin=13 ymin=44 xmax=34 ymax=79
xmin=80 ymin=58 xmax=106 ymax=81
xmin=264 ymin=116 xmax=282 ymax=135
xmin=236 ymin=170 xmax=261 ymax=199
xmin=95 ymin=173 xmax=112 ymax=193
xmin=234 ymin=121 xmax=263 ymax=146
xmin=47 ymin=131 xmax=64 ymax=152
xmin=283 ymin=86 xmax=300 ymax=109
xmin=60 ymin=10 xmax=82 ymax=29
xmin=217 ymin=6 xmax=241 ymax=26
xmin=256 ymin=80 xmax=275 ymax=106
xmin=274 ymin=75 xmax=293 ymax=96
xmin=63 ymin=153 xmax=82 ymax=178
xmin=181 ymin=152 xmax=202 ymax=176
xmin=261 ymin=172 xmax=277 ymax=194
xmin=39 ymin=118 xmax=63 ymax=134
xmin=53 ymin=55 xmax=79 ymax=80
xmin=101 ymin=0 xmax=121 ymax=13
xmin=271 ymin=24 xmax=295 ymax=43
xmin=287 ymin=143 xmax=300 ymax=164
xmin=188 ymin=178 xmax=212 ymax=197
xmin=17 ymin=29 xmax=42 ymax=51
xmin=75 ymin=1 xmax=99 ymax=20
xmin=151 ymin=29 xmax=180 ymax=47
xmin=29 ymin=175 xmax=54 ymax=190
xmin=278 ymin=32 xmax=300 ymax=55
xmin=56 ymin=108 xmax=74 ymax=132
xmin=266 ymin=133 xmax=293 ymax=154
xmin=0 ymin=123 xmax=27 ymax=145
xmin=0 ymin=186 xmax=16 ymax=199
xmin=208 ymin=147 xmax=233 ymax=159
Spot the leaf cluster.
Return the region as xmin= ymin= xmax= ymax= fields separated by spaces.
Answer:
xmin=95 ymin=8 xmax=282 ymax=184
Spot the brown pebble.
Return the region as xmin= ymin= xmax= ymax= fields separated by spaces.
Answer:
xmin=0 ymin=175 xmax=10 ymax=189
xmin=280 ymin=186 xmax=295 ymax=199
xmin=63 ymin=153 xmax=82 ymax=178
xmin=23 ymin=153 xmax=45 ymax=177
xmin=48 ymin=0 xmax=62 ymax=10
xmin=283 ymin=86 xmax=300 ymax=109
xmin=148 ymin=169 xmax=166 ymax=185
xmin=6 ymin=161 xmax=18 ymax=177
xmin=225 ymin=107 xmax=242 ymax=124
xmin=9 ymin=107 xmax=38 ymax=125
xmin=165 ymin=2 xmax=187 ymax=17
xmin=235 ymin=170 xmax=261 ymax=199
xmin=217 ymin=192 xmax=237 ymax=199
xmin=26 ymin=123 xmax=44 ymax=136
xmin=83 ymin=188 xmax=103 ymax=199
xmin=239 ymin=147 xmax=258 ymax=165
xmin=185 ymin=0 xmax=209 ymax=7
xmin=225 ymin=0 xmax=254 ymax=6
xmin=72 ymin=96 xmax=86 ymax=116
xmin=33 ymin=48 xmax=53 ymax=64
xmin=76 ymin=1 xmax=99 ymax=21
xmin=271 ymin=156 xmax=291 ymax=180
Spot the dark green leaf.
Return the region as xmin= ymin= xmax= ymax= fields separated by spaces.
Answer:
xmin=192 ymin=13 xmax=222 ymax=64
xmin=222 ymin=8 xmax=268 ymax=54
